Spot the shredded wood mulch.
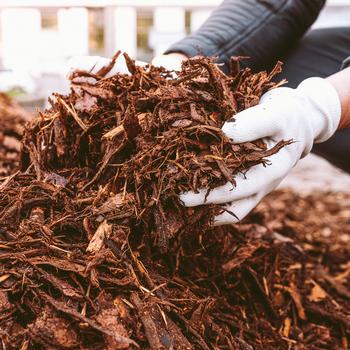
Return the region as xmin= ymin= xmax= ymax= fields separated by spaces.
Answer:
xmin=0 ymin=54 xmax=349 ymax=349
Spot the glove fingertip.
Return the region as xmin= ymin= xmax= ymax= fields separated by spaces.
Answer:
xmin=65 ymin=55 xmax=85 ymax=77
xmin=179 ymin=191 xmax=205 ymax=207
xmin=213 ymin=211 xmax=240 ymax=226
xmin=222 ymin=117 xmax=258 ymax=143
xmin=66 ymin=55 xmax=105 ymax=78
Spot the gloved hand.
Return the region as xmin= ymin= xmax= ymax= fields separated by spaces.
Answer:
xmin=180 ymin=77 xmax=341 ymax=225
xmin=66 ymin=54 xmax=147 ymax=78
xmin=66 ymin=52 xmax=186 ymax=78
xmin=151 ymin=52 xmax=188 ymax=71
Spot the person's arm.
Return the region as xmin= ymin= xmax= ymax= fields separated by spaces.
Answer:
xmin=327 ymin=67 xmax=350 ymax=129
xmin=160 ymin=0 xmax=325 ymax=72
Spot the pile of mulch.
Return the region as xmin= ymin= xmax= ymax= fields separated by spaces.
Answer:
xmin=0 ymin=92 xmax=32 ymax=177
xmin=0 ymin=53 xmax=349 ymax=349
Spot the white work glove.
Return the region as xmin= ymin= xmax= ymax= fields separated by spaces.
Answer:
xmin=180 ymin=77 xmax=341 ymax=225
xmin=66 ymin=53 xmax=185 ymax=79
xmin=66 ymin=54 xmax=147 ymax=78
xmin=151 ymin=52 xmax=187 ymax=71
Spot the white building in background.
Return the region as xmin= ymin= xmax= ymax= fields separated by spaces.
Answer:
xmin=0 ymin=0 xmax=349 ymax=98
xmin=0 ymin=7 xmax=89 ymax=73
xmin=0 ymin=1 xmax=220 ymax=74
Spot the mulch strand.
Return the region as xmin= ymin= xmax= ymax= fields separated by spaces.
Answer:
xmin=0 ymin=54 xmax=349 ymax=349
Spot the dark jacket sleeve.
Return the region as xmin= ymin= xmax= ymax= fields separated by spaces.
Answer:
xmin=165 ymin=0 xmax=326 ymax=72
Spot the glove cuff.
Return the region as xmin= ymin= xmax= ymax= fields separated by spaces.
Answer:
xmin=297 ymin=77 xmax=341 ymax=144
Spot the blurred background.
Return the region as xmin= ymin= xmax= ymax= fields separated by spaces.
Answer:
xmin=0 ymin=0 xmax=350 ymax=110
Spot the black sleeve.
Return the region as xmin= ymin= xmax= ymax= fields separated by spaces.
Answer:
xmin=165 ymin=0 xmax=326 ymax=72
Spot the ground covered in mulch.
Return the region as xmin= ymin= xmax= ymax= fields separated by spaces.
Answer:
xmin=0 ymin=55 xmax=349 ymax=350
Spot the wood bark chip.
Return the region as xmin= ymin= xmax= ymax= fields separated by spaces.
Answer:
xmin=86 ymin=220 xmax=113 ymax=253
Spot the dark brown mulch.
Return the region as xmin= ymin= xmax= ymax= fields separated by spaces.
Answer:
xmin=0 ymin=54 xmax=349 ymax=350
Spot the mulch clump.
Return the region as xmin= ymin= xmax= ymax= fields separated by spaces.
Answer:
xmin=0 ymin=92 xmax=31 ymax=177
xmin=0 ymin=53 xmax=349 ymax=349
